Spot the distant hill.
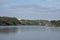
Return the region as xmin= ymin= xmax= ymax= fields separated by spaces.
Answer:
xmin=0 ymin=17 xmax=21 ymax=26
xmin=0 ymin=16 xmax=60 ymax=27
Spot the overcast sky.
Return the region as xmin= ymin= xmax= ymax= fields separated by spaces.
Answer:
xmin=0 ymin=0 xmax=60 ymax=20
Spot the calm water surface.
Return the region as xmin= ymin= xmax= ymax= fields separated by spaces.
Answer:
xmin=0 ymin=25 xmax=60 ymax=40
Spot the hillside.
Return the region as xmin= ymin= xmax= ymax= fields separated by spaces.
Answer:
xmin=0 ymin=17 xmax=21 ymax=25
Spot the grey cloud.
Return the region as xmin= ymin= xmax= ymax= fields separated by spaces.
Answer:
xmin=52 ymin=0 xmax=60 ymax=1
xmin=8 ymin=5 xmax=60 ymax=13
xmin=0 ymin=0 xmax=8 ymax=5
xmin=0 ymin=3 xmax=60 ymax=20
xmin=48 ymin=0 xmax=60 ymax=2
xmin=0 ymin=3 xmax=60 ymax=14
xmin=0 ymin=0 xmax=60 ymax=20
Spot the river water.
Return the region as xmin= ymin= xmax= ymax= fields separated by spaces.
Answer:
xmin=0 ymin=25 xmax=60 ymax=40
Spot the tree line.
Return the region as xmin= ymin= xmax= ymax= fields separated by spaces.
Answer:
xmin=0 ymin=17 xmax=21 ymax=25
xmin=0 ymin=16 xmax=60 ymax=27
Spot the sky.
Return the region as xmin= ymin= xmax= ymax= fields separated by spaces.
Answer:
xmin=0 ymin=0 xmax=60 ymax=20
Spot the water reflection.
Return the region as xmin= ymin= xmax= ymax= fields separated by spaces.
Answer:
xmin=48 ymin=27 xmax=60 ymax=32
xmin=0 ymin=26 xmax=60 ymax=40
xmin=0 ymin=27 xmax=18 ymax=33
xmin=18 ymin=26 xmax=46 ymax=32
xmin=0 ymin=26 xmax=60 ymax=33
xmin=19 ymin=26 xmax=60 ymax=32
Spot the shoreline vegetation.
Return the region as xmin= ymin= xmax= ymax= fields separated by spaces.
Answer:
xmin=0 ymin=16 xmax=60 ymax=27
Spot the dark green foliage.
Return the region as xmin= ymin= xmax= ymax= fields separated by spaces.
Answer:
xmin=20 ymin=20 xmax=49 ymax=25
xmin=20 ymin=19 xmax=60 ymax=26
xmin=50 ymin=20 xmax=60 ymax=27
xmin=0 ymin=16 xmax=60 ymax=27
xmin=0 ymin=17 xmax=21 ymax=25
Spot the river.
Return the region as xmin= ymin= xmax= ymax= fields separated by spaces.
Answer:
xmin=0 ymin=25 xmax=60 ymax=40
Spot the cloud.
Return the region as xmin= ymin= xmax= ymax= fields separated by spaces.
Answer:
xmin=49 ymin=0 xmax=60 ymax=2
xmin=47 ymin=0 xmax=60 ymax=2
xmin=0 ymin=0 xmax=60 ymax=13
xmin=0 ymin=0 xmax=60 ymax=20
xmin=0 ymin=0 xmax=8 ymax=5
xmin=7 ymin=4 xmax=60 ymax=13
xmin=0 ymin=3 xmax=60 ymax=14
